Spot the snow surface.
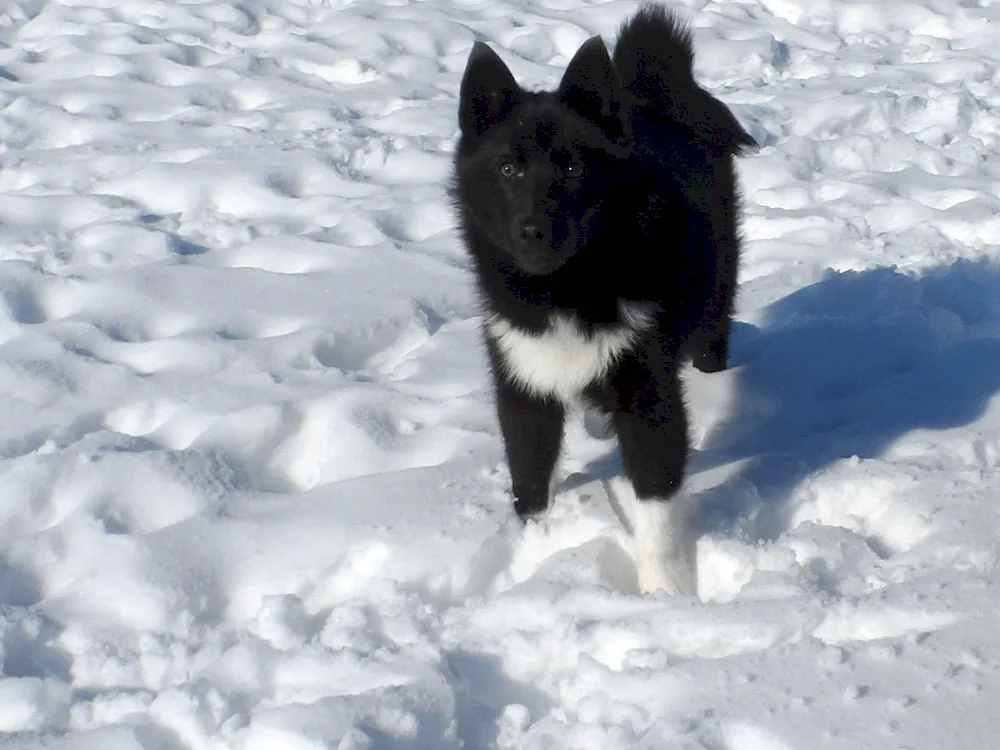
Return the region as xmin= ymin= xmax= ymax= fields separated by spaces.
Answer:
xmin=1 ymin=0 xmax=1000 ymax=747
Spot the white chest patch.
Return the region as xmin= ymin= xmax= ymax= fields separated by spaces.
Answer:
xmin=485 ymin=303 xmax=655 ymax=402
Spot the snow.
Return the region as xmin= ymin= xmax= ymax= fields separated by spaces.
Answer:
xmin=1 ymin=0 xmax=1000 ymax=747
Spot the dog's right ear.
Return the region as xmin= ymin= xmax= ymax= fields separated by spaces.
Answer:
xmin=459 ymin=43 xmax=520 ymax=136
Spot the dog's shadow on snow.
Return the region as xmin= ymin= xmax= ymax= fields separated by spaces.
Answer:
xmin=585 ymin=258 xmax=1000 ymax=543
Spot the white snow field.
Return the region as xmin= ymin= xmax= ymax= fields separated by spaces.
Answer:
xmin=1 ymin=0 xmax=1000 ymax=747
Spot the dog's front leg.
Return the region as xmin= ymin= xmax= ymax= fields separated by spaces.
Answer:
xmin=493 ymin=374 xmax=565 ymax=521
xmin=610 ymin=361 xmax=697 ymax=596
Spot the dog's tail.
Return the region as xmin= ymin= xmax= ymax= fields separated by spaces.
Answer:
xmin=612 ymin=4 xmax=757 ymax=156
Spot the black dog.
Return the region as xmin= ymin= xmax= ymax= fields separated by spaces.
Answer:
xmin=452 ymin=5 xmax=755 ymax=593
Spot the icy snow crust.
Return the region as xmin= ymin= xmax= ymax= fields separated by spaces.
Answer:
xmin=1 ymin=0 xmax=1000 ymax=747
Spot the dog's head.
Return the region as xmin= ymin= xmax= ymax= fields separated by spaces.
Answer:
xmin=455 ymin=37 xmax=631 ymax=276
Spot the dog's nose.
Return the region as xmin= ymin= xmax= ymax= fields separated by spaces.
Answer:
xmin=516 ymin=218 xmax=548 ymax=245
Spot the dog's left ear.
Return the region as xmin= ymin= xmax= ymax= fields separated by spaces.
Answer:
xmin=558 ymin=36 xmax=629 ymax=147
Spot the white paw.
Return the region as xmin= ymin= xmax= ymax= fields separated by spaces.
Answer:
xmin=583 ymin=407 xmax=615 ymax=440
xmin=636 ymin=548 xmax=697 ymax=596
xmin=631 ymin=497 xmax=698 ymax=596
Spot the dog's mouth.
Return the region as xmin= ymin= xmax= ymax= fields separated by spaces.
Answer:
xmin=508 ymin=224 xmax=579 ymax=276
xmin=510 ymin=248 xmax=566 ymax=275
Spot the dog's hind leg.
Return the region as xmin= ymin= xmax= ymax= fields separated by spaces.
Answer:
xmin=583 ymin=406 xmax=615 ymax=440
xmin=690 ymin=158 xmax=741 ymax=374
xmin=610 ymin=362 xmax=697 ymax=595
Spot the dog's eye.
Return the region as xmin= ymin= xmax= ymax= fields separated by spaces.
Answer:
xmin=565 ymin=163 xmax=584 ymax=178
xmin=499 ymin=162 xmax=518 ymax=178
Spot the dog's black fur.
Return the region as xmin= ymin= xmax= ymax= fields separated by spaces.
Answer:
xmin=452 ymin=5 xmax=756 ymax=523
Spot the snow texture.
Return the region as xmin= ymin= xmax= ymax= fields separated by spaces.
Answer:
xmin=1 ymin=0 xmax=1000 ymax=748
